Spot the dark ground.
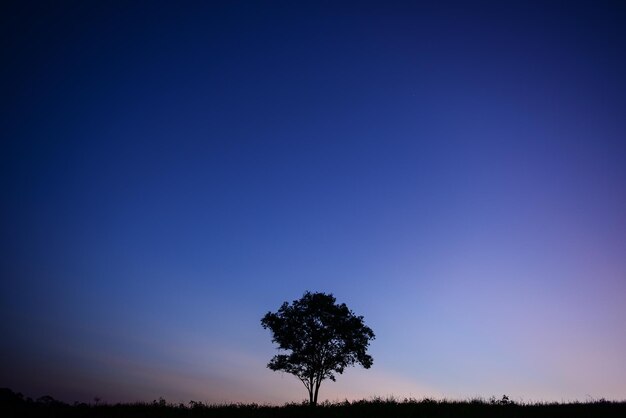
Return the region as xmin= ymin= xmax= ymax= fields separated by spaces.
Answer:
xmin=2 ymin=388 xmax=625 ymax=418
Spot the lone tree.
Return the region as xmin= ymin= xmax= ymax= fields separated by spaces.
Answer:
xmin=261 ymin=291 xmax=375 ymax=405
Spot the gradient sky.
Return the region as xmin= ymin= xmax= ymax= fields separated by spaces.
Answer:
xmin=1 ymin=0 xmax=625 ymax=404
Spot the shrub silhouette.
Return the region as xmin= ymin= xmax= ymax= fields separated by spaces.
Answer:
xmin=261 ymin=291 xmax=375 ymax=405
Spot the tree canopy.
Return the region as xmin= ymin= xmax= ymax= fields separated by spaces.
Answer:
xmin=261 ymin=291 xmax=375 ymax=405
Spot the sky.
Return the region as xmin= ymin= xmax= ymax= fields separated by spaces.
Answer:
xmin=1 ymin=0 xmax=625 ymax=405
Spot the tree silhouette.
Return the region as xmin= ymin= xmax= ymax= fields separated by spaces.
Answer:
xmin=261 ymin=291 xmax=375 ymax=405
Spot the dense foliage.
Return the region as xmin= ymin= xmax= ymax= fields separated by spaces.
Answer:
xmin=261 ymin=291 xmax=375 ymax=405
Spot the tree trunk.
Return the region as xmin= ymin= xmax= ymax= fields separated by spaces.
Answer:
xmin=313 ymin=381 xmax=321 ymax=405
xmin=308 ymin=386 xmax=314 ymax=405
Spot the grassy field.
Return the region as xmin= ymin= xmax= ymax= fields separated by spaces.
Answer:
xmin=2 ymin=389 xmax=625 ymax=418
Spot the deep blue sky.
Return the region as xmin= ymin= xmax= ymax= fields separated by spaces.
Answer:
xmin=1 ymin=0 xmax=625 ymax=404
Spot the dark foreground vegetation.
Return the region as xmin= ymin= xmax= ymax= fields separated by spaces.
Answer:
xmin=2 ymin=388 xmax=625 ymax=418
